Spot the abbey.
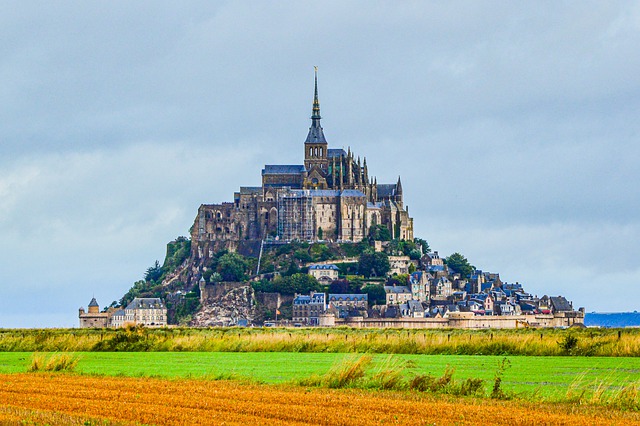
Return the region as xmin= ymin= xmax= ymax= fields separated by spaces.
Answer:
xmin=191 ymin=71 xmax=413 ymax=254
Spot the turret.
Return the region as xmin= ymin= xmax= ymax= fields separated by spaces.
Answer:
xmin=88 ymin=297 xmax=99 ymax=314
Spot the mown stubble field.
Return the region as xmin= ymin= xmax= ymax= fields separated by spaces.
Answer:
xmin=2 ymin=373 xmax=640 ymax=426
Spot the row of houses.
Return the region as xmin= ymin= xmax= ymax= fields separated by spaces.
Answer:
xmin=294 ymin=257 xmax=580 ymax=325
xmin=78 ymin=297 xmax=167 ymax=328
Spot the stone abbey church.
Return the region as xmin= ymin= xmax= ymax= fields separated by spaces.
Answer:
xmin=191 ymin=72 xmax=413 ymax=255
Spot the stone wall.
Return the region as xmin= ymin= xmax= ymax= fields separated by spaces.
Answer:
xmin=336 ymin=312 xmax=585 ymax=329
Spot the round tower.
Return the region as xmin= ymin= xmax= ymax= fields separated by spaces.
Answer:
xmin=88 ymin=297 xmax=99 ymax=314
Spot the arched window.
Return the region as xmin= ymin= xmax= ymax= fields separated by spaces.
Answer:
xmin=319 ymin=147 xmax=323 ymax=157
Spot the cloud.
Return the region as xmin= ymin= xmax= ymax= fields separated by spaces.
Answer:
xmin=0 ymin=1 xmax=639 ymax=326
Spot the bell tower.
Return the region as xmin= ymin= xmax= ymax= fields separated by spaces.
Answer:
xmin=304 ymin=67 xmax=329 ymax=174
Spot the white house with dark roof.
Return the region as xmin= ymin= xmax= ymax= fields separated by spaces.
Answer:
xmin=308 ymin=264 xmax=339 ymax=283
xmin=123 ymin=297 xmax=167 ymax=327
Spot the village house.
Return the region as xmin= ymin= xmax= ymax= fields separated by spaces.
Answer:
xmin=384 ymin=285 xmax=412 ymax=305
xmin=431 ymin=276 xmax=453 ymax=300
xmin=308 ymin=264 xmax=339 ymax=284
xmin=409 ymin=271 xmax=430 ymax=302
xmin=292 ymin=292 xmax=326 ymax=325
xmin=388 ymin=255 xmax=411 ymax=275
xmin=328 ymin=294 xmax=368 ymax=310
xmin=123 ymin=298 xmax=168 ymax=327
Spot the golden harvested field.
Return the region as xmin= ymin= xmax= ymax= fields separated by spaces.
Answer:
xmin=1 ymin=373 xmax=640 ymax=425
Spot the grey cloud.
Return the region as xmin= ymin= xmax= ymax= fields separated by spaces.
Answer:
xmin=1 ymin=1 xmax=639 ymax=326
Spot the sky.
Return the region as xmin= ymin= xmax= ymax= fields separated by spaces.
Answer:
xmin=1 ymin=1 xmax=639 ymax=327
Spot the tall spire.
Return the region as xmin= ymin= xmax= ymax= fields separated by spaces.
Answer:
xmin=305 ymin=66 xmax=327 ymax=144
xmin=312 ymin=66 xmax=321 ymax=120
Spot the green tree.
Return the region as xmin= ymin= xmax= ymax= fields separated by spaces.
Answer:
xmin=293 ymin=248 xmax=312 ymax=263
xmin=317 ymin=227 xmax=323 ymax=240
xmin=414 ymin=237 xmax=431 ymax=254
xmin=217 ymin=252 xmax=248 ymax=282
xmin=144 ymin=260 xmax=163 ymax=283
xmin=270 ymin=273 xmax=321 ymax=295
xmin=445 ymin=252 xmax=474 ymax=278
xmin=329 ymin=279 xmax=350 ymax=294
xmin=368 ymin=224 xmax=391 ymax=241
xmin=358 ymin=251 xmax=390 ymax=278
xmin=362 ymin=284 xmax=386 ymax=305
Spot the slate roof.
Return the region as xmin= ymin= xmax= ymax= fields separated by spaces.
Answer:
xmin=376 ymin=184 xmax=397 ymax=198
xmin=340 ymin=189 xmax=366 ymax=198
xmin=328 ymin=294 xmax=368 ymax=302
xmin=327 ymin=148 xmax=346 ymax=158
xmin=384 ymin=285 xmax=411 ymax=294
xmin=305 ymin=121 xmax=327 ymax=144
xmin=309 ymin=264 xmax=339 ymax=271
xmin=309 ymin=190 xmax=341 ymax=197
xmin=262 ymin=165 xmax=306 ymax=175
xmin=407 ymin=300 xmax=424 ymax=311
xmin=239 ymin=186 xmax=262 ymax=194
xmin=125 ymin=297 xmax=164 ymax=310
xmin=293 ymin=292 xmax=325 ymax=305
xmin=88 ymin=297 xmax=99 ymax=307
xmin=550 ymin=296 xmax=573 ymax=312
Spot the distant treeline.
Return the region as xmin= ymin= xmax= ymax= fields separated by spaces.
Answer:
xmin=1 ymin=327 xmax=639 ymax=356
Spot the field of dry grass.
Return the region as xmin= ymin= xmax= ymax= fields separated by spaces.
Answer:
xmin=3 ymin=327 xmax=640 ymax=356
xmin=2 ymin=373 xmax=640 ymax=425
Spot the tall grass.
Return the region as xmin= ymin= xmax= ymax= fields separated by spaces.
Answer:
xmin=564 ymin=373 xmax=640 ymax=411
xmin=28 ymin=353 xmax=79 ymax=372
xmin=298 ymin=355 xmax=487 ymax=397
xmin=2 ymin=327 xmax=640 ymax=356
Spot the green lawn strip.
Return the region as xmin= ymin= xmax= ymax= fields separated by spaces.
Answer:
xmin=2 ymin=352 xmax=638 ymax=401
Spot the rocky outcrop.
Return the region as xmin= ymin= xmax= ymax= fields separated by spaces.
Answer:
xmin=191 ymin=284 xmax=256 ymax=327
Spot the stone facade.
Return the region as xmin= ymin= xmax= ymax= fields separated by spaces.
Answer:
xmin=191 ymin=72 xmax=413 ymax=261
xmin=123 ymin=298 xmax=167 ymax=327
xmin=308 ymin=264 xmax=339 ymax=283
xmin=78 ymin=297 xmax=109 ymax=328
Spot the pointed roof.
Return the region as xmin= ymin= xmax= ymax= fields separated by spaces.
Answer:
xmin=305 ymin=67 xmax=327 ymax=145
xmin=396 ymin=176 xmax=403 ymax=194
xmin=88 ymin=297 xmax=99 ymax=307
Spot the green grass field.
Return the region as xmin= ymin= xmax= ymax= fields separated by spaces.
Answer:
xmin=2 ymin=352 xmax=638 ymax=401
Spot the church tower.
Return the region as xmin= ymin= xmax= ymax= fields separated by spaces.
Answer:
xmin=303 ymin=67 xmax=329 ymax=186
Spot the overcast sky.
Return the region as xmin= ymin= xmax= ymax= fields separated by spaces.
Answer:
xmin=1 ymin=1 xmax=639 ymax=327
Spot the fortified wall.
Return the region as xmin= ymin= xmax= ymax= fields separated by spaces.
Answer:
xmin=336 ymin=311 xmax=584 ymax=329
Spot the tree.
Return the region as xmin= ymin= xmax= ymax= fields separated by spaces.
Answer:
xmin=329 ymin=279 xmax=350 ymax=294
xmin=317 ymin=227 xmax=323 ymax=240
xmin=445 ymin=252 xmax=474 ymax=278
xmin=217 ymin=252 xmax=248 ymax=282
xmin=358 ymin=251 xmax=390 ymax=278
xmin=144 ymin=260 xmax=163 ymax=283
xmin=368 ymin=224 xmax=391 ymax=241
xmin=362 ymin=284 xmax=386 ymax=306
xmin=269 ymin=273 xmax=321 ymax=295
xmin=414 ymin=237 xmax=431 ymax=254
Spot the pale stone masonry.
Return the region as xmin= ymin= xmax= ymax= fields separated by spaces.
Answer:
xmin=191 ymin=71 xmax=413 ymax=259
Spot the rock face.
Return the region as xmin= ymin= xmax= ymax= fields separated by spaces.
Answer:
xmin=191 ymin=284 xmax=256 ymax=327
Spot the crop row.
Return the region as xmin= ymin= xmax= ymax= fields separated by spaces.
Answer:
xmin=1 ymin=373 xmax=640 ymax=425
